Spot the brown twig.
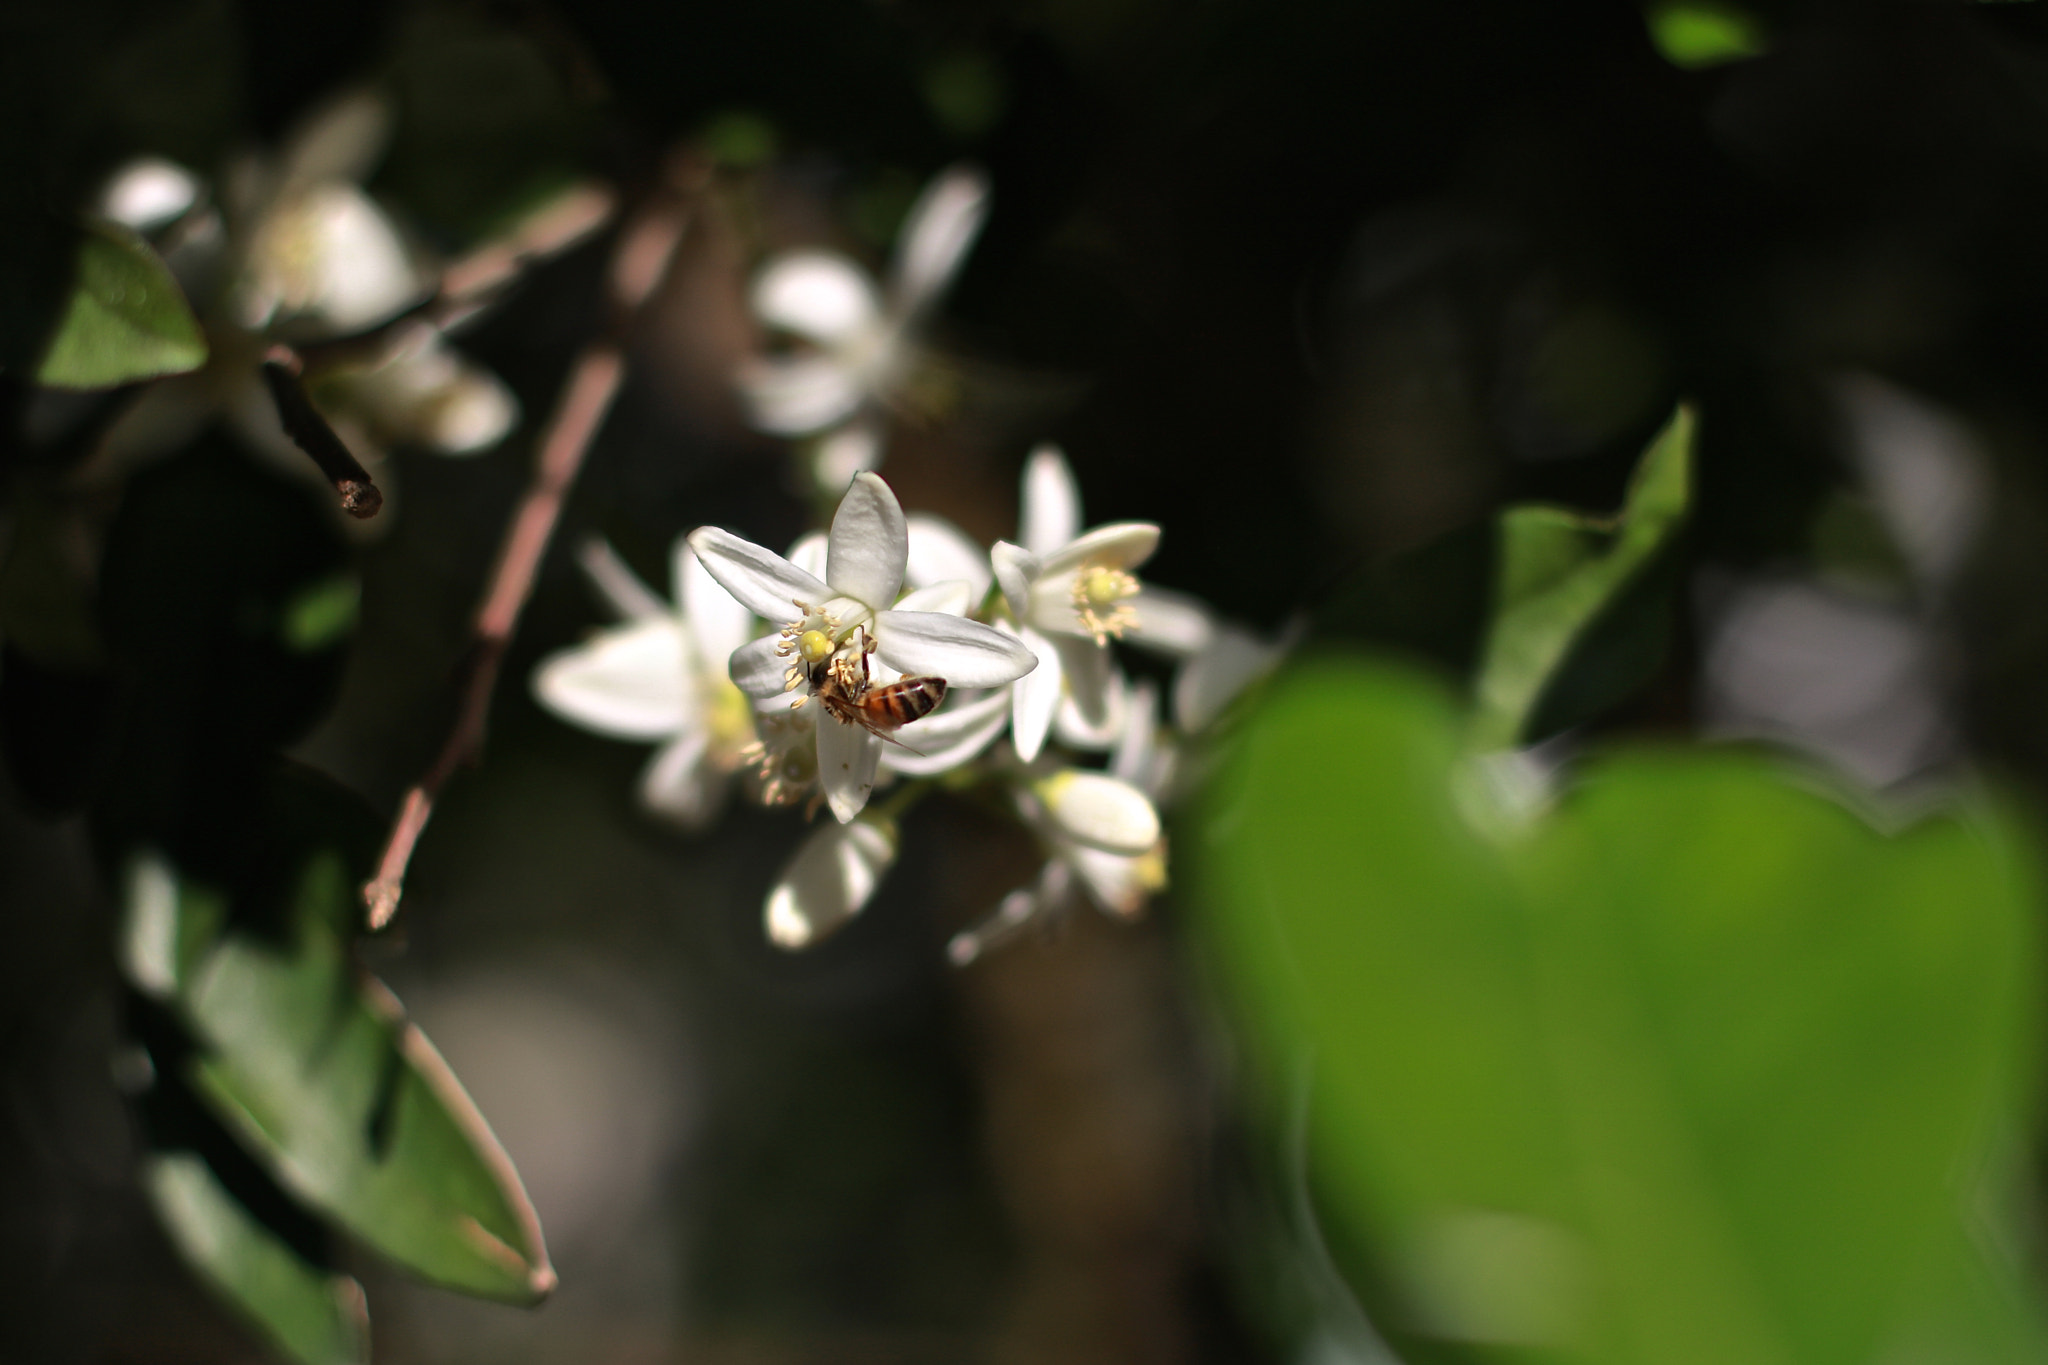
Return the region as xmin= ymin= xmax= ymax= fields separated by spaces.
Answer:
xmin=362 ymin=157 xmax=706 ymax=930
xmin=260 ymin=347 xmax=383 ymax=518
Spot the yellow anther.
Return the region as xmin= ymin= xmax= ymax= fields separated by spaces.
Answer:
xmin=1070 ymin=564 xmax=1140 ymax=645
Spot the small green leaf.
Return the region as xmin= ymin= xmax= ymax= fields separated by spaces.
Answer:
xmin=1469 ymin=404 xmax=1693 ymax=750
xmin=1646 ymin=2 xmax=1768 ymax=70
xmin=120 ymin=832 xmax=554 ymax=1304
xmin=34 ymin=218 xmax=207 ymax=390
xmin=1199 ymin=659 xmax=2048 ymax=1363
xmin=281 ymin=575 xmax=361 ymax=653
xmin=143 ymin=1151 xmax=370 ymax=1365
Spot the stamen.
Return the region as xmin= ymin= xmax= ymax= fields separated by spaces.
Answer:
xmin=1070 ymin=564 xmax=1140 ymax=645
xmin=774 ymin=603 xmax=845 ymax=694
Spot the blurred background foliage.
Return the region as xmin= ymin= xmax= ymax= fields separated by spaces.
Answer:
xmin=9 ymin=0 xmax=2048 ymax=1363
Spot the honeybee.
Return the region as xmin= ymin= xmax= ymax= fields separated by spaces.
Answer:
xmin=811 ymin=629 xmax=947 ymax=747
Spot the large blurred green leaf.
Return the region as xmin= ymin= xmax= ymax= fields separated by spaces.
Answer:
xmin=120 ymin=831 xmax=555 ymax=1305
xmin=1199 ymin=658 xmax=2046 ymax=1364
xmin=1470 ymin=405 xmax=1693 ymax=751
xmin=33 ymin=218 xmax=207 ymax=390
xmin=143 ymin=1151 xmax=369 ymax=1365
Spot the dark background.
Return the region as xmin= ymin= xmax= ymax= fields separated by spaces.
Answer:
xmin=8 ymin=1 xmax=2048 ymax=1361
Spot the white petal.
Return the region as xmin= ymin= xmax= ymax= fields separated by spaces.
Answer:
xmin=894 ymin=580 xmax=973 ymax=616
xmin=889 ymin=164 xmax=989 ymax=318
xmin=882 ymin=689 xmax=1014 ymax=776
xmin=678 ymin=538 xmax=756 ymax=662
xmin=1127 ymin=585 xmax=1214 ymax=656
xmin=1036 ymin=521 xmax=1161 ymax=578
xmin=99 ymin=157 xmax=202 ymax=233
xmin=575 ymin=538 xmax=669 ymax=622
xmin=1010 ymin=627 xmax=1064 ymax=763
xmin=1067 ymin=843 xmax=1156 ymax=918
xmin=1111 ymin=680 xmax=1161 ymax=789
xmin=752 ymin=251 xmax=882 ymax=345
xmin=1035 ymin=771 xmax=1159 ymax=855
xmin=1053 ymin=686 xmax=1123 ymax=751
xmin=873 ymin=610 xmax=1037 ymax=688
xmin=532 ymin=619 xmax=692 ymax=739
xmin=826 ymin=471 xmax=908 ymax=609
xmin=338 ymin=329 xmax=516 ymax=454
xmin=1052 ymin=635 xmax=1116 ymax=739
xmin=729 ymin=635 xmax=795 ymax=698
xmin=736 ymin=353 xmax=865 ymax=435
xmin=764 ymin=818 xmax=897 ymax=949
xmin=432 ymin=373 xmax=518 ymax=453
xmin=277 ymin=88 xmax=394 ymax=190
xmin=688 ymin=527 xmax=832 ymax=623
xmin=786 ymin=530 xmax=829 ymax=581
xmin=906 ymin=514 xmax=993 ymax=601
xmin=1019 ymin=445 xmax=1082 ymax=558
xmin=818 ymin=711 xmax=883 ymax=823
xmin=990 ymin=540 xmax=1040 ymax=620
xmin=242 ymin=182 xmax=424 ymax=335
xmin=1175 ymin=621 xmax=1290 ymax=731
xmin=638 ymin=731 xmax=725 ymax=830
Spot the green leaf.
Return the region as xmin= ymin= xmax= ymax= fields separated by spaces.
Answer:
xmin=33 ymin=218 xmax=207 ymax=390
xmin=280 ymin=575 xmax=361 ymax=654
xmin=1645 ymin=3 xmax=1768 ymax=70
xmin=1469 ymin=404 xmax=1694 ymax=751
xmin=143 ymin=1151 xmax=370 ymax=1365
xmin=1199 ymin=658 xmax=2047 ymax=1364
xmin=120 ymin=835 xmax=555 ymax=1304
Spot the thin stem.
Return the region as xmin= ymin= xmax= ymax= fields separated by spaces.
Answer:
xmin=363 ymin=156 xmax=707 ymax=930
xmin=259 ymin=346 xmax=383 ymax=519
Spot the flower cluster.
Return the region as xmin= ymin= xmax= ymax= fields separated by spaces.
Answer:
xmin=535 ymin=453 xmax=1283 ymax=956
xmin=82 ymin=90 xmax=524 ymax=499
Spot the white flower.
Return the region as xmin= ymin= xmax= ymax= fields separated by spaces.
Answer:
xmin=532 ymin=536 xmax=758 ymax=829
xmin=990 ymin=445 xmax=1213 ymax=761
xmin=736 ymin=165 xmax=988 ymax=443
xmin=689 ymin=472 xmax=1036 ymax=822
xmin=85 ymin=92 xmax=516 ymax=491
xmin=763 ymin=815 xmax=898 ymax=949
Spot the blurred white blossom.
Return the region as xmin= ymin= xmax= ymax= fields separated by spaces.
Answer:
xmin=737 ymin=166 xmax=989 ymax=484
xmin=86 ymin=90 xmax=517 ymax=493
